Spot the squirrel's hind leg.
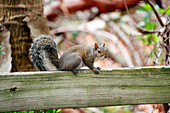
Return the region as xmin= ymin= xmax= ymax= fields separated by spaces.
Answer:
xmin=59 ymin=53 xmax=82 ymax=74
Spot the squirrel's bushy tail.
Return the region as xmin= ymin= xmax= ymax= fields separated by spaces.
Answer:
xmin=29 ymin=35 xmax=59 ymax=71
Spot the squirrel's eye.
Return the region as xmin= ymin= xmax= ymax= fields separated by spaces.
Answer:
xmin=98 ymin=50 xmax=101 ymax=53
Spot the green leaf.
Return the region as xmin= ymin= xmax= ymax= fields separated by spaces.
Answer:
xmin=137 ymin=7 xmax=148 ymax=12
xmin=21 ymin=111 xmax=28 ymax=113
xmin=39 ymin=110 xmax=44 ymax=113
xmin=145 ymin=22 xmax=156 ymax=30
xmin=0 ymin=51 xmax=5 ymax=54
xmin=52 ymin=109 xmax=56 ymax=113
xmin=164 ymin=36 xmax=170 ymax=42
xmin=56 ymin=109 xmax=62 ymax=113
xmin=46 ymin=109 xmax=54 ymax=113
xmin=165 ymin=6 xmax=170 ymax=15
xmin=0 ymin=45 xmax=1 ymax=49
xmin=141 ymin=35 xmax=148 ymax=44
xmin=28 ymin=111 xmax=34 ymax=113
xmin=151 ymin=47 xmax=157 ymax=58
xmin=159 ymin=8 xmax=165 ymax=14
xmin=142 ymin=4 xmax=152 ymax=10
xmin=139 ymin=3 xmax=165 ymax=14
xmin=147 ymin=34 xmax=152 ymax=45
xmin=152 ymin=33 xmax=159 ymax=43
xmin=72 ymin=31 xmax=79 ymax=39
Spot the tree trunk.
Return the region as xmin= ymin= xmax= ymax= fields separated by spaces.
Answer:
xmin=0 ymin=0 xmax=49 ymax=72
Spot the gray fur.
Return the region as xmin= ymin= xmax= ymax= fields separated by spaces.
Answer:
xmin=59 ymin=53 xmax=82 ymax=71
xmin=29 ymin=35 xmax=58 ymax=71
xmin=29 ymin=36 xmax=108 ymax=74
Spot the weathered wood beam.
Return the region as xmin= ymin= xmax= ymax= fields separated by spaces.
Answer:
xmin=0 ymin=66 xmax=170 ymax=112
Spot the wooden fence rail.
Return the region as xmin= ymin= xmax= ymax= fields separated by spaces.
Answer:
xmin=0 ymin=66 xmax=170 ymax=112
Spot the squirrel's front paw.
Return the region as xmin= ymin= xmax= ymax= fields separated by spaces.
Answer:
xmin=93 ymin=69 xmax=99 ymax=74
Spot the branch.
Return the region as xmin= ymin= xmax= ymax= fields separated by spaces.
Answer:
xmin=146 ymin=0 xmax=164 ymax=27
xmin=137 ymin=27 xmax=160 ymax=34
xmin=123 ymin=0 xmax=160 ymax=34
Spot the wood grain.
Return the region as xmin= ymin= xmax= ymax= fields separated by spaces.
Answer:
xmin=0 ymin=66 xmax=170 ymax=112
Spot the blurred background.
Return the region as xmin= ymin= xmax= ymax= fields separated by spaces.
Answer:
xmin=0 ymin=0 xmax=170 ymax=112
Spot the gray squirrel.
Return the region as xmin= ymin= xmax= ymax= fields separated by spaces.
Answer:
xmin=29 ymin=35 xmax=108 ymax=74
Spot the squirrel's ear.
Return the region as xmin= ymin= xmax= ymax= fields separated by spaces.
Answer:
xmin=94 ymin=43 xmax=98 ymax=50
xmin=102 ymin=43 xmax=105 ymax=47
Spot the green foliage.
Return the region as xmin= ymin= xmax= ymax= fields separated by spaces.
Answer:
xmin=137 ymin=34 xmax=159 ymax=45
xmin=136 ymin=3 xmax=169 ymax=64
xmin=45 ymin=109 xmax=61 ymax=113
xmin=72 ymin=30 xmax=79 ymax=39
xmin=136 ymin=3 xmax=167 ymax=45
xmin=164 ymin=36 xmax=170 ymax=42
xmin=3 ymin=111 xmax=34 ymax=113
xmin=137 ymin=4 xmax=165 ymax=14
xmin=0 ymin=45 xmax=5 ymax=55
xmin=152 ymin=34 xmax=159 ymax=43
xmin=141 ymin=4 xmax=153 ymax=11
xmin=151 ymin=47 xmax=157 ymax=59
xmin=1 ymin=109 xmax=62 ymax=113
xmin=165 ymin=6 xmax=170 ymax=15
xmin=56 ymin=109 xmax=62 ymax=113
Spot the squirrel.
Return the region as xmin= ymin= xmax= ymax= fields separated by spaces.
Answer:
xmin=29 ymin=35 xmax=108 ymax=74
